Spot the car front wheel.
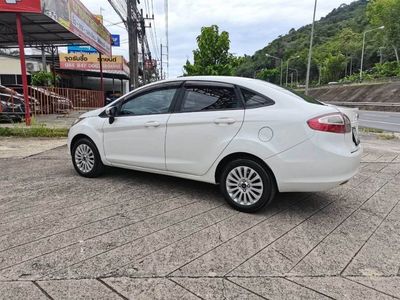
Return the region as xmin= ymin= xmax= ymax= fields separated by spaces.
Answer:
xmin=220 ymin=159 xmax=276 ymax=213
xmin=72 ymin=138 xmax=104 ymax=178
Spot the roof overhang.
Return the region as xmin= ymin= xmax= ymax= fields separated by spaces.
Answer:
xmin=0 ymin=12 xmax=84 ymax=48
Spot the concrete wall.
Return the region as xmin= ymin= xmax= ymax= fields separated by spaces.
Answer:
xmin=309 ymin=82 xmax=400 ymax=103
xmin=308 ymin=81 xmax=400 ymax=111
xmin=0 ymin=56 xmax=48 ymax=75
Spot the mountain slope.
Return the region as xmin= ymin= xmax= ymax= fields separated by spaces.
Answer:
xmin=234 ymin=0 xmax=385 ymax=83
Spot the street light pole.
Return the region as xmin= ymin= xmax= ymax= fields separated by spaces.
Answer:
xmin=266 ymin=54 xmax=283 ymax=86
xmin=290 ymin=68 xmax=299 ymax=87
xmin=286 ymin=56 xmax=299 ymax=87
xmin=360 ymin=26 xmax=385 ymax=82
xmin=305 ymin=0 xmax=317 ymax=95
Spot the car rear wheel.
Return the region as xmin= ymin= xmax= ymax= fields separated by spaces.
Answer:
xmin=72 ymin=138 xmax=104 ymax=178
xmin=220 ymin=159 xmax=276 ymax=213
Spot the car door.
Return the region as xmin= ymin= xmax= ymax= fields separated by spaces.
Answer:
xmin=166 ymin=81 xmax=245 ymax=176
xmin=103 ymin=83 xmax=180 ymax=170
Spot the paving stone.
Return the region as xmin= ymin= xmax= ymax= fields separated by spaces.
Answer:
xmin=0 ymin=200 xmax=222 ymax=280
xmin=117 ymin=193 xmax=298 ymax=277
xmin=0 ymin=195 xmax=199 ymax=272
xmin=0 ymin=190 xmax=185 ymax=252
xmin=44 ymin=205 xmax=235 ymax=279
xmin=38 ymin=279 xmax=121 ymax=299
xmin=0 ymin=281 xmax=47 ymax=300
xmin=362 ymin=162 xmax=389 ymax=173
xmin=228 ymin=277 xmax=331 ymax=299
xmin=172 ymin=277 xmax=263 ymax=300
xmin=229 ymin=175 xmax=390 ymax=277
xmin=287 ymin=180 xmax=400 ymax=276
xmin=343 ymin=202 xmax=400 ymax=276
xmin=350 ymin=277 xmax=400 ymax=298
xmin=376 ymin=154 xmax=399 ymax=163
xmin=105 ymin=277 xmax=200 ymax=300
xmin=1 ymin=137 xmax=400 ymax=299
xmin=289 ymin=276 xmax=395 ymax=300
xmin=172 ymin=176 xmax=384 ymax=277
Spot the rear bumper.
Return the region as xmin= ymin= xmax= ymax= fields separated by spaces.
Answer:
xmin=265 ymin=136 xmax=363 ymax=193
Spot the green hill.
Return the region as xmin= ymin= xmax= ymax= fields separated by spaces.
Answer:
xmin=235 ymin=0 xmax=393 ymax=84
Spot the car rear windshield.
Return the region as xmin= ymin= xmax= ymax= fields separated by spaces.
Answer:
xmin=284 ymin=88 xmax=324 ymax=105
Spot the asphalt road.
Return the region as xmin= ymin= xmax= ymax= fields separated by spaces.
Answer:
xmin=359 ymin=110 xmax=400 ymax=132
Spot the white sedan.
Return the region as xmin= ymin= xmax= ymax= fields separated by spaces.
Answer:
xmin=68 ymin=76 xmax=362 ymax=212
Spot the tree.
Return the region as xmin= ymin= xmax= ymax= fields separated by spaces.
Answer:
xmin=367 ymin=0 xmax=400 ymax=62
xmin=255 ymin=68 xmax=279 ymax=82
xmin=320 ymin=54 xmax=347 ymax=83
xmin=31 ymin=71 xmax=58 ymax=87
xmin=184 ymin=25 xmax=238 ymax=76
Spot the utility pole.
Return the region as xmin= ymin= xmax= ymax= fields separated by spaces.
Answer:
xmin=140 ymin=10 xmax=146 ymax=85
xmin=160 ymin=43 xmax=168 ymax=80
xmin=160 ymin=43 xmax=163 ymax=80
xmin=127 ymin=0 xmax=139 ymax=90
xmin=305 ymin=0 xmax=317 ymax=95
xmin=164 ymin=0 xmax=169 ymax=78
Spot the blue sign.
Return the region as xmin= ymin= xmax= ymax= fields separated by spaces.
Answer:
xmin=111 ymin=34 xmax=120 ymax=47
xmin=68 ymin=45 xmax=98 ymax=54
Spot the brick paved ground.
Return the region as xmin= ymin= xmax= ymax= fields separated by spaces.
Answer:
xmin=0 ymin=134 xmax=399 ymax=299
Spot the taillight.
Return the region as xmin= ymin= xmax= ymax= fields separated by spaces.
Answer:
xmin=307 ymin=113 xmax=351 ymax=134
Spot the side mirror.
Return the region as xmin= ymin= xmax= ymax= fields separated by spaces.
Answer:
xmin=105 ymin=106 xmax=117 ymax=124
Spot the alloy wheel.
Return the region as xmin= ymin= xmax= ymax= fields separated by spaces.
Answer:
xmin=74 ymin=144 xmax=95 ymax=173
xmin=226 ymin=166 xmax=264 ymax=206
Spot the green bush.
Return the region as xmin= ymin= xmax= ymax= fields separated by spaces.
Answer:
xmin=31 ymin=71 xmax=60 ymax=87
xmin=370 ymin=62 xmax=400 ymax=77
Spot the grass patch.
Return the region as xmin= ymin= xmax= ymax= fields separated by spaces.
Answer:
xmin=360 ymin=127 xmax=384 ymax=134
xmin=378 ymin=133 xmax=396 ymax=140
xmin=0 ymin=126 xmax=68 ymax=138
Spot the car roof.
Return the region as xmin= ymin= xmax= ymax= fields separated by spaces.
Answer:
xmin=161 ymin=75 xmax=274 ymax=87
xmin=146 ymin=76 xmax=292 ymax=96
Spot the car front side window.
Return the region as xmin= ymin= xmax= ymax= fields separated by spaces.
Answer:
xmin=120 ymin=88 xmax=177 ymax=116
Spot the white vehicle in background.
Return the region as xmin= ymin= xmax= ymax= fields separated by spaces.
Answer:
xmin=68 ymin=76 xmax=362 ymax=212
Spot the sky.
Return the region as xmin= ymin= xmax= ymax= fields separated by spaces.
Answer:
xmin=80 ymin=0 xmax=356 ymax=78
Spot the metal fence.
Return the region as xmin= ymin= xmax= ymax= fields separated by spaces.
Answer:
xmin=29 ymin=87 xmax=104 ymax=115
xmin=1 ymin=86 xmax=104 ymax=121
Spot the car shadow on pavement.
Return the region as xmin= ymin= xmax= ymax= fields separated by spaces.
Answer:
xmin=96 ymin=166 xmax=312 ymax=215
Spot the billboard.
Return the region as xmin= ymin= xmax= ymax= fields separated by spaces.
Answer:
xmin=68 ymin=34 xmax=120 ymax=53
xmin=68 ymin=44 xmax=98 ymax=54
xmin=0 ymin=0 xmax=41 ymax=13
xmin=59 ymin=53 xmax=128 ymax=73
xmin=41 ymin=0 xmax=112 ymax=56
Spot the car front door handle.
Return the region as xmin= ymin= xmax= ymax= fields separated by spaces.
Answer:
xmin=214 ymin=118 xmax=236 ymax=125
xmin=144 ymin=121 xmax=160 ymax=128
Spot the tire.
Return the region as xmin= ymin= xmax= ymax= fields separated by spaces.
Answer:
xmin=220 ymin=159 xmax=276 ymax=213
xmin=71 ymin=138 xmax=104 ymax=178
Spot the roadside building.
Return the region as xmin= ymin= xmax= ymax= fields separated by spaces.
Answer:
xmin=0 ymin=54 xmax=48 ymax=85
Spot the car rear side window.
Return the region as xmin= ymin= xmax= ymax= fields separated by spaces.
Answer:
xmin=241 ymin=88 xmax=274 ymax=108
xmin=181 ymin=86 xmax=240 ymax=112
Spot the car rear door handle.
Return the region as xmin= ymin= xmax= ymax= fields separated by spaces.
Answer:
xmin=144 ymin=121 xmax=160 ymax=128
xmin=214 ymin=117 xmax=236 ymax=125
